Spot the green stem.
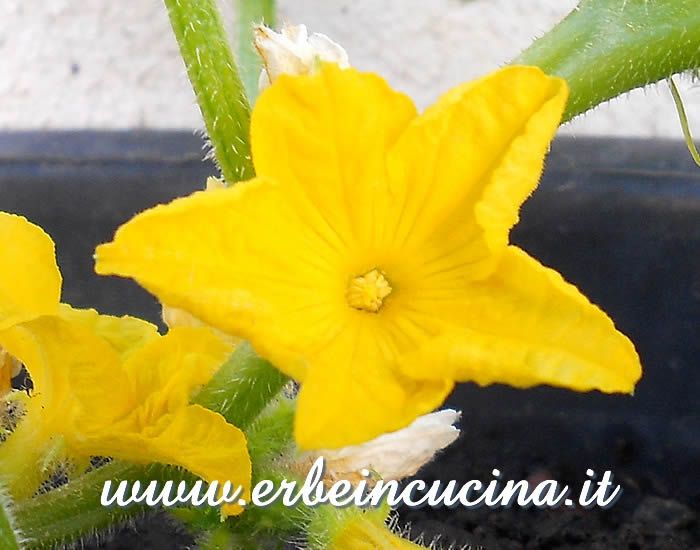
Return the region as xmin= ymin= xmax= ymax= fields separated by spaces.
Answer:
xmin=196 ymin=341 xmax=289 ymax=430
xmin=0 ymin=485 xmax=22 ymax=550
xmin=238 ymin=0 xmax=277 ymax=103
xmin=514 ymin=0 xmax=700 ymax=122
xmin=13 ymin=462 xmax=185 ymax=549
xmin=164 ymin=0 xmax=254 ymax=184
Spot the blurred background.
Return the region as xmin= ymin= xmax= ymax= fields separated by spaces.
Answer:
xmin=1 ymin=0 xmax=698 ymax=136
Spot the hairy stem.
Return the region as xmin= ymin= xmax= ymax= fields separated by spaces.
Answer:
xmin=13 ymin=462 xmax=196 ymax=550
xmin=164 ymin=0 xmax=254 ymax=183
xmin=196 ymin=341 xmax=289 ymax=430
xmin=515 ymin=0 xmax=700 ymax=122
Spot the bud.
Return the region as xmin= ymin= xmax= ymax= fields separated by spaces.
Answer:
xmin=254 ymin=23 xmax=350 ymax=91
xmin=293 ymin=409 xmax=460 ymax=485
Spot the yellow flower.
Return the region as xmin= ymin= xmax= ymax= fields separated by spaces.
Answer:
xmin=0 ymin=213 xmax=250 ymax=515
xmin=95 ymin=64 xmax=642 ymax=450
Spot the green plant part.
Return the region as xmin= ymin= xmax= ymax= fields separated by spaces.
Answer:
xmin=515 ymin=0 xmax=700 ymax=122
xmin=163 ymin=0 xmax=254 ymax=184
xmin=195 ymin=341 xmax=289 ymax=431
xmin=667 ymin=76 xmax=700 ymax=167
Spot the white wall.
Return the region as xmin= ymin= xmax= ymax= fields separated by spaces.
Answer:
xmin=1 ymin=0 xmax=697 ymax=137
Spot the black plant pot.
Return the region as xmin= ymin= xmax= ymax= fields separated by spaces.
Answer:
xmin=1 ymin=132 xmax=698 ymax=549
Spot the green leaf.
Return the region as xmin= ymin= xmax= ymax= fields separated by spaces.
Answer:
xmin=514 ymin=0 xmax=700 ymax=122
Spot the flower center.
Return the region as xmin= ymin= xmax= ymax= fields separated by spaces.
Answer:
xmin=347 ymin=269 xmax=392 ymax=313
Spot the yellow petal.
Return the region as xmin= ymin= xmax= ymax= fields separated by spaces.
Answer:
xmin=57 ymin=303 xmax=159 ymax=361
xmin=72 ymin=404 xmax=251 ymax=516
xmin=71 ymin=326 xmax=232 ymax=436
xmin=252 ymin=63 xmax=417 ymax=246
xmin=95 ymin=178 xmax=345 ymax=381
xmin=295 ymin=356 xmax=452 ymax=450
xmin=328 ymin=509 xmax=425 ymax=550
xmin=0 ymin=317 xmax=120 ymax=420
xmin=0 ymin=213 xmax=61 ymax=330
xmin=385 ymin=66 xmax=568 ymax=260
xmin=0 ymin=317 xmax=120 ymax=498
xmin=400 ymin=246 xmax=641 ymax=393
xmin=161 ymin=304 xmax=241 ymax=348
xmin=0 ymin=346 xmax=15 ymax=396
xmin=120 ymin=326 xmax=233 ymax=413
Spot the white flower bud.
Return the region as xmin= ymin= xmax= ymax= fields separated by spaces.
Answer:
xmin=254 ymin=23 xmax=350 ymax=91
xmin=293 ymin=409 xmax=461 ymax=485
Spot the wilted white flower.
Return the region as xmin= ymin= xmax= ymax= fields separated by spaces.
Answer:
xmin=292 ymin=409 xmax=461 ymax=485
xmin=254 ymin=23 xmax=350 ymax=91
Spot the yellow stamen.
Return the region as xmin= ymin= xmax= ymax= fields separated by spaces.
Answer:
xmin=347 ymin=269 xmax=392 ymax=313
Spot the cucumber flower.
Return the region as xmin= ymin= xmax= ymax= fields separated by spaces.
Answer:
xmin=95 ymin=64 xmax=642 ymax=450
xmin=0 ymin=213 xmax=250 ymax=515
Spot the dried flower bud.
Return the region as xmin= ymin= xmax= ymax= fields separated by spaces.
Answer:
xmin=254 ymin=23 xmax=350 ymax=91
xmin=293 ymin=409 xmax=461 ymax=485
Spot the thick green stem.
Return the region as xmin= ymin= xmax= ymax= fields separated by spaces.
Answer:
xmin=164 ymin=0 xmax=254 ymax=183
xmin=13 ymin=462 xmax=187 ymax=550
xmin=196 ymin=341 xmax=289 ymax=430
xmin=514 ymin=0 xmax=700 ymax=122
xmin=238 ymin=0 xmax=276 ymax=103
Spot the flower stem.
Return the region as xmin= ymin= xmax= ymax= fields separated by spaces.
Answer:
xmin=195 ymin=341 xmax=289 ymax=430
xmin=514 ymin=0 xmax=700 ymax=122
xmin=12 ymin=462 xmax=182 ymax=549
xmin=237 ymin=0 xmax=276 ymax=103
xmin=163 ymin=0 xmax=254 ymax=184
